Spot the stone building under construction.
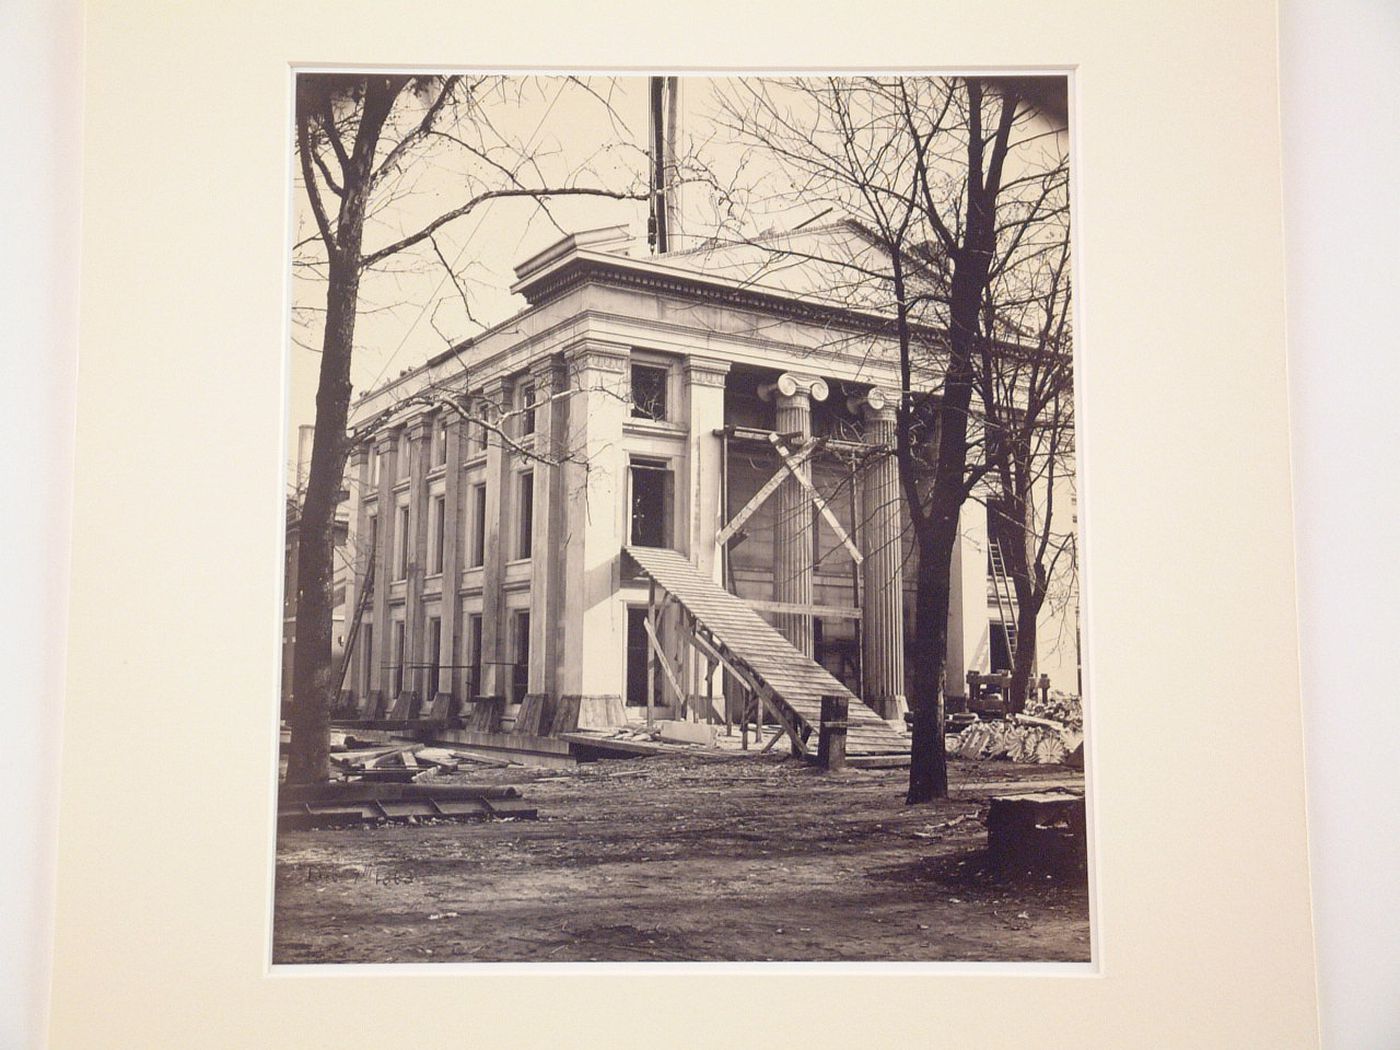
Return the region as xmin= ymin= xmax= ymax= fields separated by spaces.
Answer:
xmin=326 ymin=221 xmax=1079 ymax=751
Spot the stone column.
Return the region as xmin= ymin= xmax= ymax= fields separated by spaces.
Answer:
xmin=371 ymin=430 xmax=399 ymax=710
xmin=478 ymin=377 xmax=511 ymax=698
xmin=556 ymin=338 xmax=629 ymax=729
xmin=854 ymin=388 xmax=908 ymax=720
xmin=527 ymin=355 xmax=563 ymax=699
xmin=405 ymin=417 xmax=431 ymax=701
xmin=439 ymin=416 xmax=463 ymax=696
xmin=761 ymin=372 xmax=828 ymax=657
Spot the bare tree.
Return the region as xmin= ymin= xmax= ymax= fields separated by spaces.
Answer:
xmin=708 ymin=75 xmax=1070 ymax=800
xmin=286 ymin=74 xmax=647 ymax=785
xmin=978 ymin=234 xmax=1076 ymax=712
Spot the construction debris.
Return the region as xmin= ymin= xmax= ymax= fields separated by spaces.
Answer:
xmin=949 ymin=716 xmax=1084 ymax=765
xmin=330 ymin=743 xmax=459 ymax=782
xmin=277 ymin=781 xmax=536 ymax=830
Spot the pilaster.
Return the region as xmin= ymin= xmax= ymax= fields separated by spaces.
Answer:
xmin=557 ymin=339 xmax=629 ymax=700
xmin=406 ymin=416 xmax=431 ymax=699
xmin=345 ymin=444 xmax=369 ymax=701
xmin=439 ymin=416 xmax=463 ymax=696
xmin=684 ymin=356 xmax=731 ymax=580
xmin=371 ymin=430 xmax=398 ymax=708
xmin=528 ymin=355 xmax=563 ymax=697
xmin=947 ymin=500 xmax=990 ymax=699
xmin=478 ymin=378 xmax=511 ymax=697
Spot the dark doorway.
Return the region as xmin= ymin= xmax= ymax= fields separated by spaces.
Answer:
xmin=625 ymin=607 xmax=663 ymax=708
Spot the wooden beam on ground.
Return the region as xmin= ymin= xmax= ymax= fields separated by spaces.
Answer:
xmin=768 ymin=433 xmax=864 ymax=565
xmin=715 ymin=438 xmax=822 ymax=547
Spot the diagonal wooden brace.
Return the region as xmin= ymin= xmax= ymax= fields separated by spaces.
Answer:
xmin=715 ymin=437 xmax=823 ymax=547
xmin=641 ymin=615 xmax=685 ymax=708
xmin=767 ymin=432 xmax=864 ymax=565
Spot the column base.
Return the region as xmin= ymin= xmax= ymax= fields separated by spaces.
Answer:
xmin=550 ymin=694 xmax=628 ymax=734
xmin=866 ymin=693 xmax=909 ymax=724
xmin=513 ymin=693 xmax=558 ymax=736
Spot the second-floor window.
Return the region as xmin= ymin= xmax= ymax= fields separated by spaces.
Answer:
xmin=393 ymin=502 xmax=409 ymax=580
xmin=433 ymin=418 xmax=448 ymax=468
xmin=470 ymin=482 xmax=487 ymax=568
xmin=429 ymin=493 xmax=445 ymax=574
xmin=519 ymin=382 xmax=537 ymax=436
xmin=629 ymin=457 xmax=674 ymax=548
xmin=517 ymin=472 xmax=534 ymax=559
xmin=631 ymin=362 xmax=668 ymax=421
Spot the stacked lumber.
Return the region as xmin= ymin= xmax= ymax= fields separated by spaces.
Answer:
xmin=331 ymin=744 xmax=462 ymax=782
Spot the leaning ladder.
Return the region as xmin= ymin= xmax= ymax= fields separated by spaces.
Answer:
xmin=987 ymin=537 xmax=1019 ymax=662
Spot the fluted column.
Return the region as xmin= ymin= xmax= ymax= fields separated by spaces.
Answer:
xmin=855 ymin=388 xmax=908 ymax=720
xmin=761 ymin=372 xmax=828 ymax=657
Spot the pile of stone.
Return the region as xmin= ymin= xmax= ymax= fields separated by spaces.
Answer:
xmin=949 ymin=714 xmax=1084 ymax=766
xmin=1024 ymin=693 xmax=1084 ymax=731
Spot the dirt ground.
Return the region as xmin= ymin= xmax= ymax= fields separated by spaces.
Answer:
xmin=272 ymin=752 xmax=1090 ymax=964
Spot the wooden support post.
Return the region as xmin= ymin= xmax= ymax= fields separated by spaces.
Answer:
xmin=818 ymin=694 xmax=849 ymax=771
xmin=646 ymin=581 xmax=657 ymax=727
xmin=705 ymin=654 xmax=716 ymax=726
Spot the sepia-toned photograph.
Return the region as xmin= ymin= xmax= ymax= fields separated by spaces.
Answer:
xmin=274 ymin=72 xmax=1088 ymax=965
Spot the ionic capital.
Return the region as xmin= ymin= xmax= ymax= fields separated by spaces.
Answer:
xmin=759 ymin=372 xmax=829 ymax=406
xmin=848 ymin=386 xmax=899 ymax=422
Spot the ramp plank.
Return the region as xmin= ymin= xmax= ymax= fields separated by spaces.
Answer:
xmin=623 ymin=547 xmax=908 ymax=756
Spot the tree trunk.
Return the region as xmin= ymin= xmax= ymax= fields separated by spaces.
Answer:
xmin=905 ymin=513 xmax=958 ymax=801
xmin=284 ymin=77 xmax=396 ymax=784
xmin=285 ymin=256 xmax=360 ymax=785
xmin=1008 ymin=601 xmax=1038 ymax=714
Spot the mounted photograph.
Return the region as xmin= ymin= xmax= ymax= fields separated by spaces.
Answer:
xmin=275 ymin=72 xmax=1087 ymax=965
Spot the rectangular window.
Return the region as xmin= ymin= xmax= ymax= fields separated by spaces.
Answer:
xmin=518 ymin=472 xmax=534 ymax=559
xmin=629 ymin=458 xmax=674 ymax=548
xmin=433 ymin=418 xmax=448 ymax=467
xmin=392 ymin=620 xmax=406 ymax=696
xmin=362 ymin=623 xmax=374 ymax=694
xmin=520 ymin=382 xmax=536 ymax=436
xmin=631 ymin=362 xmax=668 ymax=421
xmin=429 ymin=493 xmax=446 ymax=574
xmin=393 ymin=503 xmax=409 ymax=580
xmin=466 ymin=613 xmax=483 ymax=698
xmin=512 ymin=610 xmax=531 ymax=701
xmin=470 ymin=483 xmax=487 ymax=567
xmin=426 ymin=615 xmax=442 ymax=692
xmin=368 ymin=448 xmax=381 ymax=488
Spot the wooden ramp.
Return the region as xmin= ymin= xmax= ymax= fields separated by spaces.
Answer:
xmin=623 ymin=546 xmax=908 ymax=757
